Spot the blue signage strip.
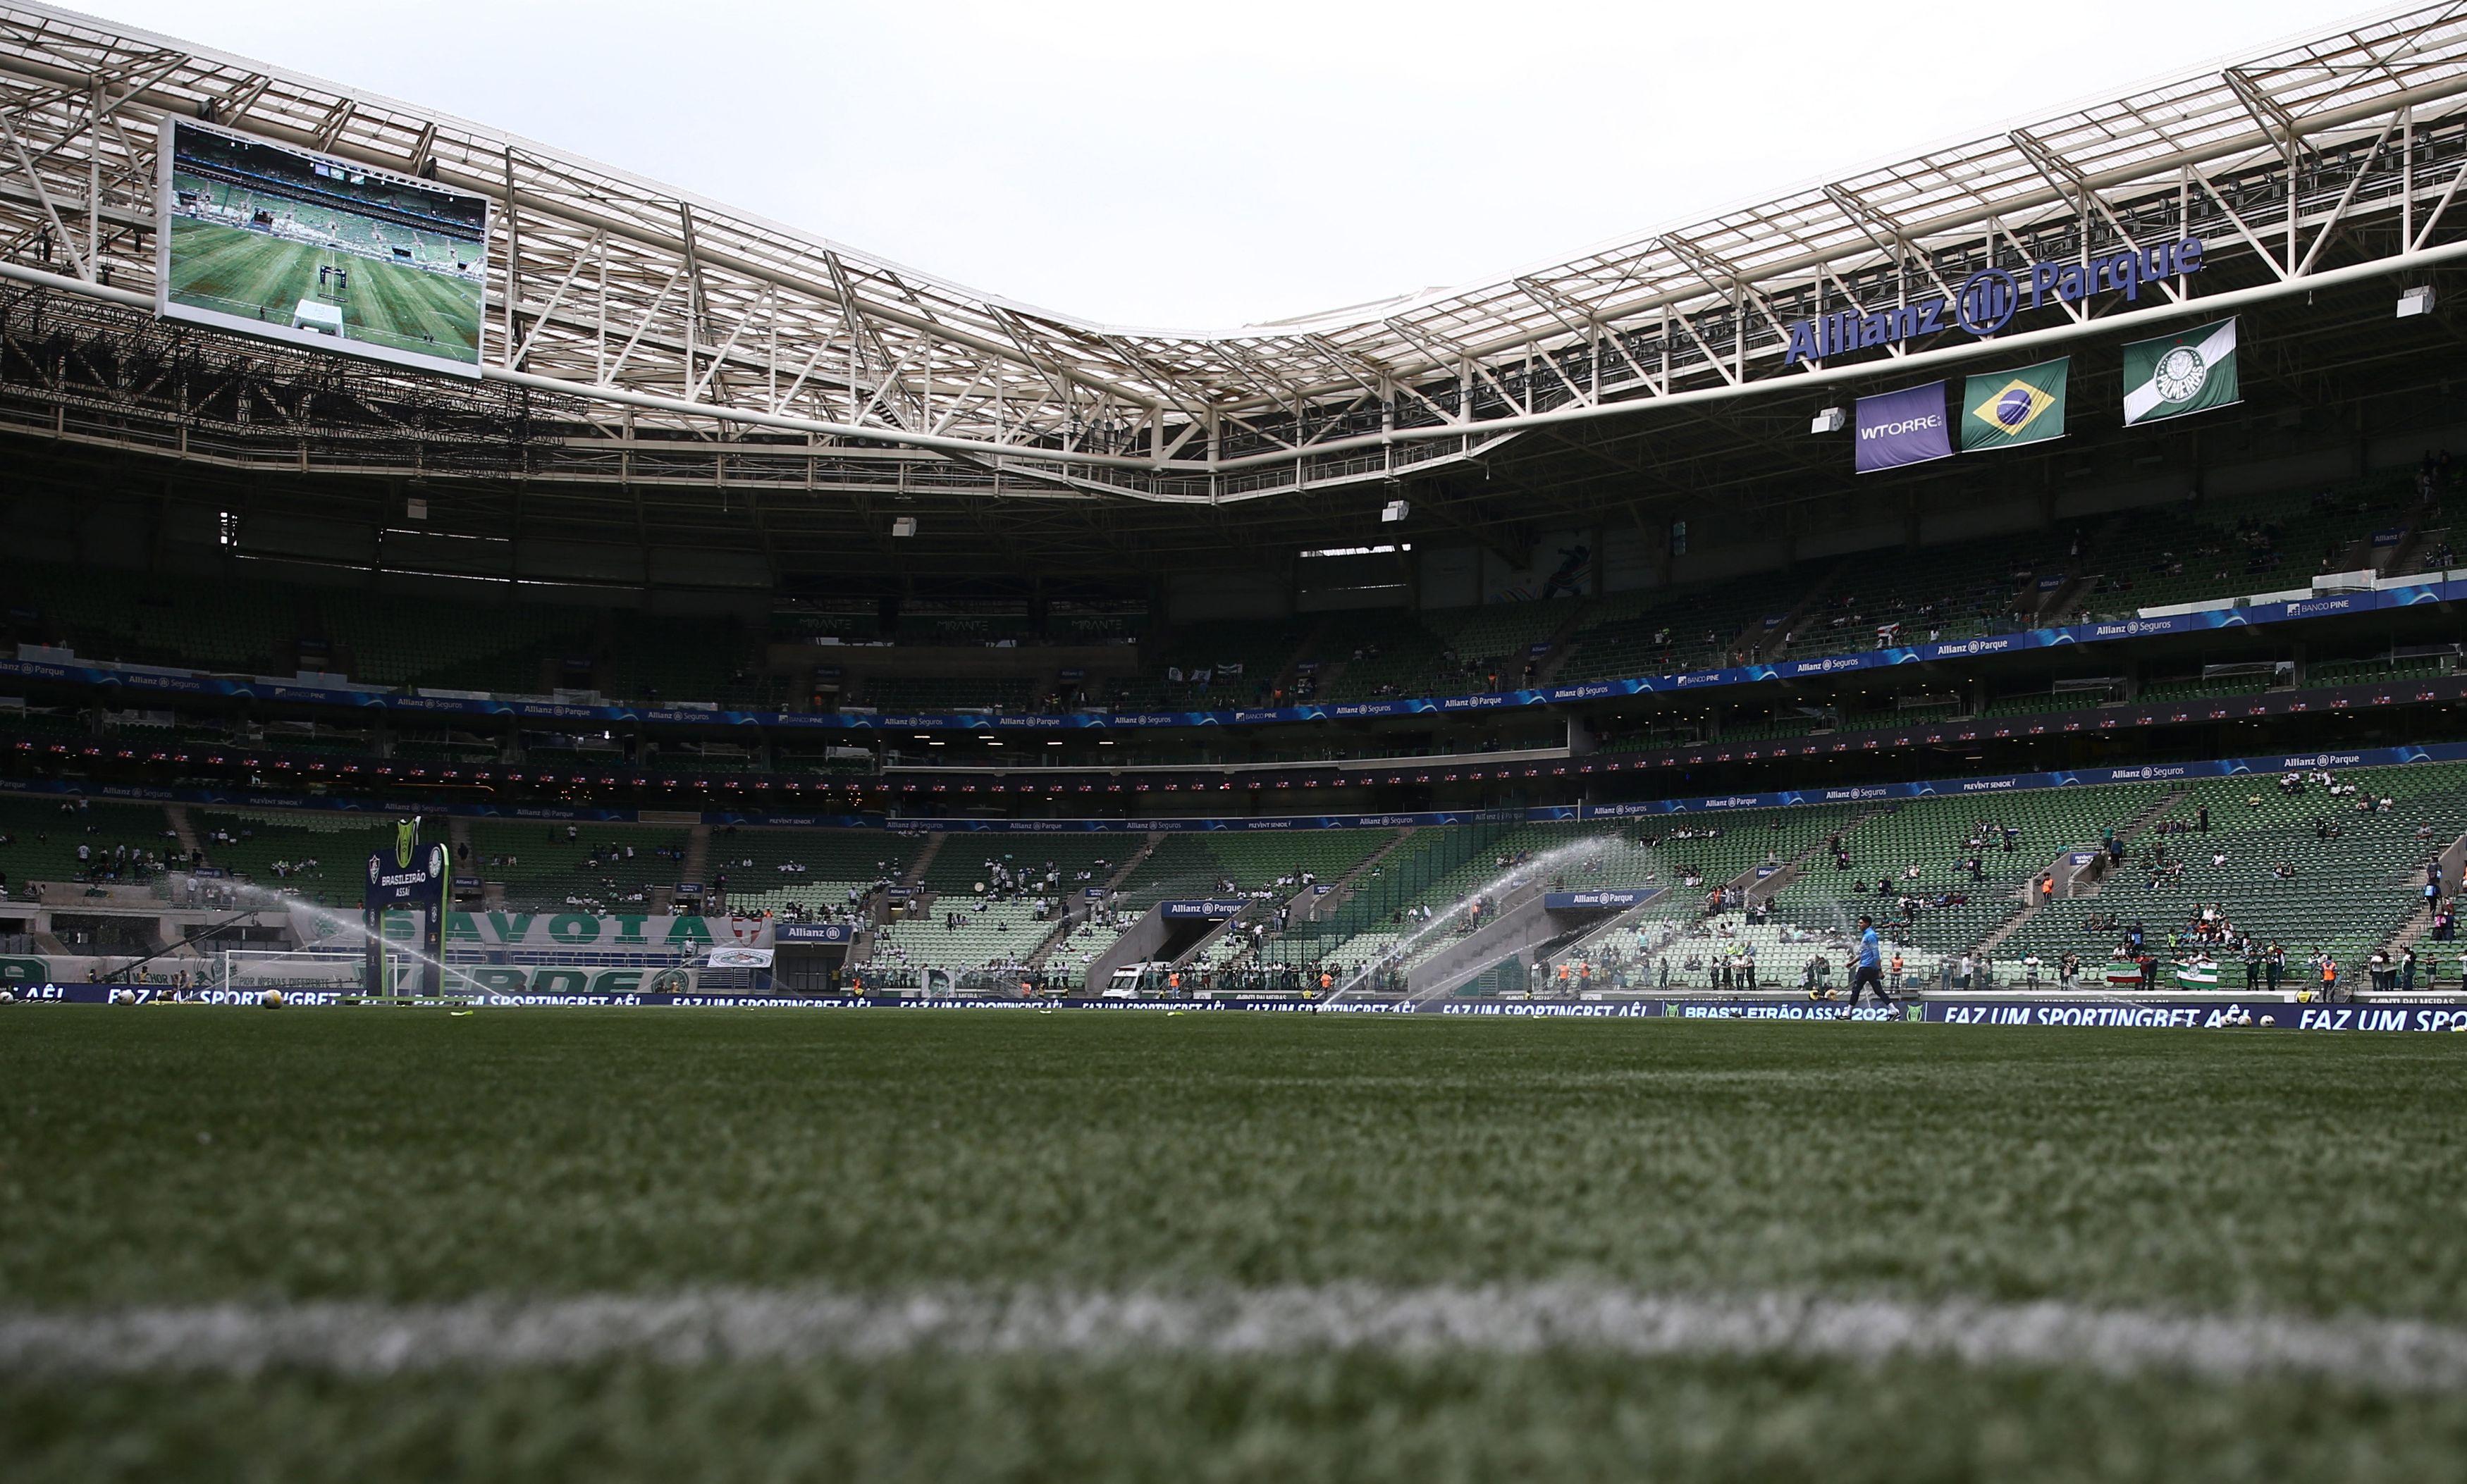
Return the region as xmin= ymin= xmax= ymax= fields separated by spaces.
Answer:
xmin=775 ymin=923 xmax=856 ymax=944
xmin=1924 ymin=998 xmax=2467 ymax=1032
xmin=1543 ymin=889 xmax=1661 ymax=910
xmin=0 ymin=570 xmax=2457 ymax=740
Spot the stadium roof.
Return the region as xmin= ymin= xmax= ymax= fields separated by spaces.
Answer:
xmin=5 ymin=1 xmax=2467 ymax=514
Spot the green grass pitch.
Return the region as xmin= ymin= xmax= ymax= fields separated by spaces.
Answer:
xmin=5 ymin=1008 xmax=2466 ymax=1480
xmin=166 ymin=218 xmax=481 ymax=364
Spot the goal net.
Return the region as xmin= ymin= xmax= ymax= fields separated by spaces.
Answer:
xmin=216 ymin=946 xmax=371 ymax=993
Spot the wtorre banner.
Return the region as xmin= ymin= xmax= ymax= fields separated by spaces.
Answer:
xmin=1853 ymin=382 xmax=1951 ymax=474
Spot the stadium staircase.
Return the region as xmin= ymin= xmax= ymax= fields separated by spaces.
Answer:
xmin=675 ymin=824 xmax=712 ymax=912
xmin=1732 ymin=808 xmax=1885 ymax=907
xmin=896 ymin=834 xmax=944 ymax=896
xmin=1293 ymin=828 xmax=1414 ymax=923
xmin=1530 ymin=604 xmax=1599 ymax=686
xmin=1742 ymin=560 xmax=1848 ymax=664
xmin=442 ymin=818 xmax=496 ymax=907
xmin=1269 ymin=617 xmax=1332 ymax=702
xmin=1028 ymin=833 xmax=1160 ymax=968
xmin=1396 ymin=872 xmax=1563 ymax=1002
xmin=164 ymin=804 xmax=200 ymax=863
xmin=2370 ymin=500 xmax=2440 ymax=578
xmin=2377 ymin=830 xmax=2467 ymax=956
xmin=1971 ymin=788 xmax=2184 ymax=956
xmin=2384 ymin=509 xmax=2451 ymax=579
xmin=2038 ymin=512 xmax=2134 ymax=626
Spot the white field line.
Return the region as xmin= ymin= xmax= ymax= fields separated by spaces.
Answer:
xmin=5 ymin=1285 xmax=2467 ymax=1391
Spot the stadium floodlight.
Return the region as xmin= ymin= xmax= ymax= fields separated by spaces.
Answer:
xmin=1811 ymin=407 xmax=1849 ymax=434
xmin=891 ymin=517 xmax=918 ymax=538
xmin=1381 ymin=499 xmax=1410 ymax=523
xmin=2398 ymin=285 xmax=2436 ymax=319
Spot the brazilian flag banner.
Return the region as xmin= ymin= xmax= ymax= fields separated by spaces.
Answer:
xmin=1961 ymin=357 xmax=2069 ymax=452
xmin=2122 ymin=316 xmax=2239 ymax=426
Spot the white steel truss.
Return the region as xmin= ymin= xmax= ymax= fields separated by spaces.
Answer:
xmin=4 ymin=1 xmax=2467 ymax=502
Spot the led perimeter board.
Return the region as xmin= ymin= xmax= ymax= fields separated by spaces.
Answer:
xmin=155 ymin=117 xmax=491 ymax=377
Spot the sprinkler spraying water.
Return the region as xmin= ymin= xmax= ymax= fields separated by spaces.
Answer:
xmin=226 ymin=881 xmax=489 ymax=997
xmin=1322 ymin=831 xmax=1685 ymax=1004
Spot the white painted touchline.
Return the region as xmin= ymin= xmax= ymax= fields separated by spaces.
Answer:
xmin=4 ymin=1285 xmax=2466 ymax=1391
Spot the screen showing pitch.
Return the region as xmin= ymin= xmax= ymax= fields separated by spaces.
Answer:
xmin=156 ymin=118 xmax=490 ymax=376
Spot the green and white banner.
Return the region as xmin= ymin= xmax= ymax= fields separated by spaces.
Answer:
xmin=2122 ymin=317 xmax=2239 ymax=426
xmin=1961 ymin=357 xmax=2069 ymax=452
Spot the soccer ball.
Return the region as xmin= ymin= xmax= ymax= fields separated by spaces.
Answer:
xmin=261 ymin=989 xmax=285 ymax=1009
xmin=0 ymin=988 xmax=13 ymax=1005
xmin=2260 ymin=1015 xmax=2275 ymax=1027
xmin=109 ymin=987 xmax=135 ymax=1006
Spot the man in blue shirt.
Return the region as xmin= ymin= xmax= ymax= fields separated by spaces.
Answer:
xmin=1847 ymin=914 xmax=1894 ymax=1008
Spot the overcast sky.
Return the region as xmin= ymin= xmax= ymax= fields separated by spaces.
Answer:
xmin=83 ymin=0 xmax=2371 ymax=330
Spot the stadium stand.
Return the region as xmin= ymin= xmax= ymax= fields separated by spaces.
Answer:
xmin=868 ymin=836 xmax=1126 ymax=979
xmin=319 ymin=589 xmax=593 ymax=695
xmin=701 ymin=827 xmax=920 ymax=921
xmin=190 ymin=808 xmax=384 ymax=903
xmin=1766 ymin=785 xmax=2178 ymax=959
xmin=1109 ymin=617 xmax=1317 ymax=707
xmin=1991 ymin=765 xmax=2467 ymax=972
xmin=6 ymin=565 xmax=293 ymax=674
xmin=0 ymin=795 xmax=177 ymax=895
xmin=462 ymin=819 xmax=691 ymax=913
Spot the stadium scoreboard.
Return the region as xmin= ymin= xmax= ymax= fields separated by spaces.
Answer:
xmin=154 ymin=116 xmax=491 ymax=378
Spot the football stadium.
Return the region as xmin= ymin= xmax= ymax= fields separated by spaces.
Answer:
xmin=8 ymin=1 xmax=2467 ymax=1477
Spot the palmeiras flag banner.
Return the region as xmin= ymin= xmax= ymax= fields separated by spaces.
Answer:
xmin=1853 ymin=381 xmax=1952 ymax=474
xmin=1960 ymin=357 xmax=2069 ymax=452
xmin=2122 ymin=317 xmax=2239 ymax=426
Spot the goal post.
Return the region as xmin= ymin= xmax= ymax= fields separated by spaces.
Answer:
xmin=218 ymin=946 xmax=370 ymax=992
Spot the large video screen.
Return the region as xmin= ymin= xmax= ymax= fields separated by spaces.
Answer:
xmin=156 ymin=118 xmax=491 ymax=377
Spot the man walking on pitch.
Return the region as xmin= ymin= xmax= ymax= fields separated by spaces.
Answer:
xmin=1847 ymin=914 xmax=1895 ymax=1010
